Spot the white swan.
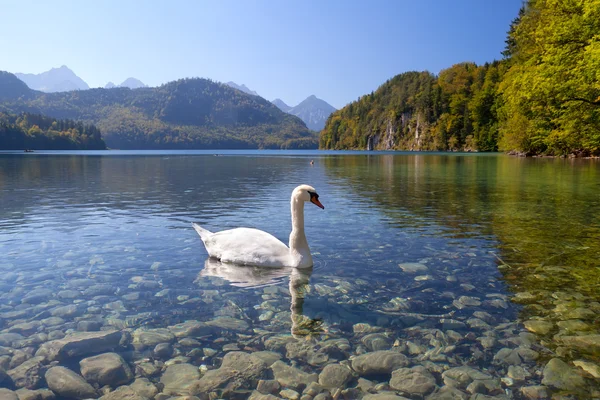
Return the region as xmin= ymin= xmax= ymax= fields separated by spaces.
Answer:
xmin=192 ymin=184 xmax=324 ymax=268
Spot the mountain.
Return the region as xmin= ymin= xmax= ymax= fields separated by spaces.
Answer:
xmin=0 ymin=111 xmax=106 ymax=150
xmin=118 ymin=78 xmax=147 ymax=89
xmin=0 ymin=72 xmax=317 ymax=150
xmin=0 ymin=71 xmax=35 ymax=101
xmin=104 ymin=82 xmax=116 ymax=89
xmin=320 ymin=64 xmax=505 ymax=152
xmin=287 ymin=95 xmax=336 ymax=131
xmin=225 ymin=82 xmax=258 ymax=96
xmin=15 ymin=65 xmax=89 ymax=92
xmin=272 ymin=98 xmax=291 ymax=113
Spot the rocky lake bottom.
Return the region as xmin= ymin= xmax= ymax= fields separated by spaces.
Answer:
xmin=0 ymin=152 xmax=599 ymax=399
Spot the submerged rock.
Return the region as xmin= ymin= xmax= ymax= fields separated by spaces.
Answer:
xmin=35 ymin=330 xmax=123 ymax=361
xmin=0 ymin=389 xmax=18 ymax=400
xmin=351 ymin=351 xmax=409 ymax=376
xmin=190 ymin=352 xmax=267 ymax=394
xmin=7 ymin=357 xmax=44 ymax=389
xmin=390 ymin=366 xmax=437 ymax=395
xmin=541 ymin=358 xmax=587 ymax=392
xmin=45 ymin=366 xmax=97 ymax=399
xmin=318 ymin=363 xmax=353 ymax=389
xmin=161 ymin=363 xmax=201 ymax=395
xmin=79 ymin=352 xmax=133 ymax=387
xmin=270 ymin=360 xmax=318 ymax=391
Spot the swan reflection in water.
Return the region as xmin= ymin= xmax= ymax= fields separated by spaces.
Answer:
xmin=198 ymin=258 xmax=323 ymax=336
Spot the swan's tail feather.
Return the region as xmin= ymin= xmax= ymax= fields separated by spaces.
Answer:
xmin=192 ymin=223 xmax=213 ymax=242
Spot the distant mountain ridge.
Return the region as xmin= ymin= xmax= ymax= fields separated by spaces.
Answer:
xmin=272 ymin=98 xmax=292 ymax=113
xmin=119 ymin=78 xmax=147 ymax=89
xmin=15 ymin=66 xmax=89 ymax=93
xmin=0 ymin=71 xmax=316 ymax=149
xmin=225 ymin=82 xmax=259 ymax=96
xmin=285 ymin=95 xmax=336 ymax=131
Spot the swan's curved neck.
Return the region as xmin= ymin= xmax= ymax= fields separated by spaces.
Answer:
xmin=289 ymin=196 xmax=310 ymax=262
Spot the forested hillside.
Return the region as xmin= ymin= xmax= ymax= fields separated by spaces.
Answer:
xmin=0 ymin=112 xmax=106 ymax=150
xmin=322 ymin=0 xmax=600 ymax=156
xmin=0 ymin=73 xmax=317 ymax=149
xmin=321 ymin=63 xmax=506 ymax=152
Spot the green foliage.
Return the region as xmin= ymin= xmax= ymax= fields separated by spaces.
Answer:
xmin=0 ymin=112 xmax=106 ymax=150
xmin=0 ymin=74 xmax=317 ymax=149
xmin=497 ymin=0 xmax=600 ymax=156
xmin=323 ymin=0 xmax=600 ymax=156
xmin=321 ymin=64 xmax=506 ymax=152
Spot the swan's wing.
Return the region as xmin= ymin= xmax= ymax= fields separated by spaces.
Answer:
xmin=203 ymin=227 xmax=291 ymax=267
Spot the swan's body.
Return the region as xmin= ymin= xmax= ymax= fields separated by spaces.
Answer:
xmin=193 ymin=184 xmax=324 ymax=268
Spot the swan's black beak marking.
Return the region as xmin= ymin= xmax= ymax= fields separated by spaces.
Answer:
xmin=309 ymin=191 xmax=324 ymax=209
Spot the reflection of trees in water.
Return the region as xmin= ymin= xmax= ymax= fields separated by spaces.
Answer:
xmin=322 ymin=154 xmax=600 ymax=300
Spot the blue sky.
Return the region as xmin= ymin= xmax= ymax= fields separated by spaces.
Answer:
xmin=1 ymin=0 xmax=522 ymax=108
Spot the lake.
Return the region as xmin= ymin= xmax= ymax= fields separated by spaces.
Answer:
xmin=0 ymin=150 xmax=598 ymax=399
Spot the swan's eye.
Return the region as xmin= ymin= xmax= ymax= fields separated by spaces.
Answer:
xmin=308 ymin=191 xmax=318 ymax=200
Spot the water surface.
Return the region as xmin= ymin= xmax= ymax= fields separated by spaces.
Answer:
xmin=0 ymin=151 xmax=598 ymax=398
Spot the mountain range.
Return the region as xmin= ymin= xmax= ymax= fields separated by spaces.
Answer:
xmin=14 ymin=66 xmax=147 ymax=92
xmin=225 ymin=82 xmax=336 ymax=131
xmin=0 ymin=71 xmax=316 ymax=149
xmin=15 ymin=66 xmax=90 ymax=93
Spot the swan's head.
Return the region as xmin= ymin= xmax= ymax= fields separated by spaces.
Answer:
xmin=293 ymin=184 xmax=324 ymax=209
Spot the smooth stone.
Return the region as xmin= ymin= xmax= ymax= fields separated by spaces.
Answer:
xmin=523 ymin=320 xmax=553 ymax=335
xmin=0 ymin=389 xmax=18 ymax=400
xmin=14 ymin=388 xmax=56 ymax=400
xmin=205 ymin=316 xmax=250 ymax=332
xmin=129 ymin=377 xmax=159 ymax=398
xmin=560 ymin=334 xmax=600 ymax=354
xmin=442 ymin=366 xmax=493 ymax=389
xmin=191 ymin=352 xmax=267 ymax=394
xmin=280 ymin=389 xmax=300 ymax=400
xmin=452 ymin=296 xmax=481 ymax=309
xmin=362 ymin=394 xmax=411 ymax=400
xmin=168 ymin=321 xmax=213 ymax=338
xmin=573 ymin=360 xmax=600 ymax=378
xmin=0 ymin=333 xmax=24 ymax=347
xmin=248 ymin=392 xmax=281 ymax=400
xmin=7 ymin=357 xmax=44 ymax=389
xmin=133 ymin=328 xmax=175 ymax=347
xmin=361 ymin=333 xmax=391 ymax=351
xmin=270 ymin=360 xmax=318 ymax=391
xmin=35 ymin=330 xmax=123 ymax=361
xmin=390 ymin=366 xmax=437 ymax=395
xmin=98 ymin=386 xmax=147 ymax=400
xmin=80 ymin=352 xmax=133 ymax=387
xmin=257 ymin=379 xmax=281 ymax=395
xmin=398 ymin=263 xmax=428 ymax=273
xmin=45 ymin=366 xmax=97 ymax=399
xmin=520 ymin=385 xmax=550 ymax=399
xmin=351 ymin=351 xmax=409 ymax=376
xmin=77 ymin=320 xmax=103 ymax=332
xmin=161 ymin=363 xmax=200 ymax=395
xmin=426 ymin=386 xmax=469 ymax=399
xmin=153 ymin=343 xmax=173 ymax=359
xmin=50 ymin=304 xmax=85 ymax=318
xmin=252 ymin=351 xmax=282 ymax=367
xmin=542 ymin=358 xmax=586 ymax=392
xmin=318 ymin=364 xmax=352 ymax=389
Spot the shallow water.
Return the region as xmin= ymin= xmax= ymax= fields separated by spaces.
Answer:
xmin=0 ymin=151 xmax=598 ymax=399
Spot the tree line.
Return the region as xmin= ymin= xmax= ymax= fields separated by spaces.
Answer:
xmin=0 ymin=112 xmax=107 ymax=150
xmin=321 ymin=0 xmax=599 ymax=156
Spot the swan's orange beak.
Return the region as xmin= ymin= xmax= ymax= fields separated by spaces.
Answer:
xmin=311 ymin=198 xmax=324 ymax=209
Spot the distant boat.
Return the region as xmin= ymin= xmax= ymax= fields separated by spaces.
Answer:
xmin=24 ymin=149 xmax=34 ymax=153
